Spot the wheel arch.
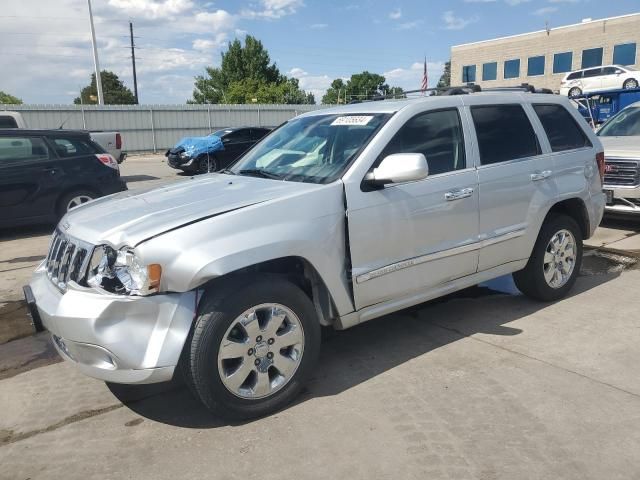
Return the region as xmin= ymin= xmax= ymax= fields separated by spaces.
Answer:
xmin=197 ymin=256 xmax=340 ymax=328
xmin=544 ymin=197 xmax=590 ymax=239
xmin=55 ymin=184 xmax=101 ymax=216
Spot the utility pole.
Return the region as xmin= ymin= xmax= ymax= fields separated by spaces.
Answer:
xmin=87 ymin=0 xmax=104 ymax=105
xmin=129 ymin=22 xmax=139 ymax=104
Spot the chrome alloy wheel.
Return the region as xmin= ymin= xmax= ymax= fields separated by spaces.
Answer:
xmin=217 ymin=303 xmax=305 ymax=399
xmin=66 ymin=195 xmax=93 ymax=211
xmin=543 ymin=229 xmax=576 ymax=289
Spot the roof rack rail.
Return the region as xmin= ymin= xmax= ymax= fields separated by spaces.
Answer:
xmin=345 ymin=83 xmax=554 ymax=103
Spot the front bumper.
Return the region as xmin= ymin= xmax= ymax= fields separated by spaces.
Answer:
xmin=27 ymin=264 xmax=197 ymax=384
xmin=603 ymin=184 xmax=640 ymax=215
xmin=167 ymin=154 xmax=194 ymax=170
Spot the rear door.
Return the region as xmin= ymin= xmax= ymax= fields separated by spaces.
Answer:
xmin=0 ymin=135 xmax=57 ymax=223
xmin=466 ymin=101 xmax=555 ymax=271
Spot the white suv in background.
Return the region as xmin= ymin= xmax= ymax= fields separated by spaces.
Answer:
xmin=561 ymin=65 xmax=639 ymax=97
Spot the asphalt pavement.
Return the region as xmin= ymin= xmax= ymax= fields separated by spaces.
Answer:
xmin=1 ymin=155 xmax=640 ymax=480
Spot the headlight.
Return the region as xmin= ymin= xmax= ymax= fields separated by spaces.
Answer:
xmin=179 ymin=152 xmax=189 ymax=159
xmin=87 ymin=246 xmax=162 ymax=296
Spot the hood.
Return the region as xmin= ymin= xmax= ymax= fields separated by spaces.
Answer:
xmin=599 ymin=136 xmax=640 ymax=159
xmin=63 ymin=174 xmax=322 ymax=247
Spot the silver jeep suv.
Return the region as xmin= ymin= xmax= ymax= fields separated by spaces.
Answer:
xmin=27 ymin=91 xmax=606 ymax=419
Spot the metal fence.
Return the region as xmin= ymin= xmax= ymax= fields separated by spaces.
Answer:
xmin=2 ymin=104 xmax=323 ymax=152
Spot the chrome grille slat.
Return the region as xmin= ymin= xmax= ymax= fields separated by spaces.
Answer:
xmin=604 ymin=158 xmax=640 ymax=187
xmin=45 ymin=229 xmax=94 ymax=291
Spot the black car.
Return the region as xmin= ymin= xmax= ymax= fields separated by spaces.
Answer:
xmin=0 ymin=129 xmax=127 ymax=228
xmin=166 ymin=127 xmax=271 ymax=174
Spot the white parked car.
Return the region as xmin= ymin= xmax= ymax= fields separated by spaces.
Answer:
xmin=560 ymin=65 xmax=639 ymax=97
xmin=26 ymin=90 xmax=606 ymax=419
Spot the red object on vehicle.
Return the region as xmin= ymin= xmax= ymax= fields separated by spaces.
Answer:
xmin=96 ymin=154 xmax=119 ymax=171
xmin=115 ymin=133 xmax=122 ymax=150
xmin=596 ymin=151 xmax=605 ymax=182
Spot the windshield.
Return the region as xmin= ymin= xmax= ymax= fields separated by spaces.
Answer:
xmin=230 ymin=113 xmax=390 ymax=183
xmin=597 ymin=106 xmax=640 ymax=137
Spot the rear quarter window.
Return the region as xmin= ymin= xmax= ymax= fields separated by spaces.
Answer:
xmin=0 ymin=116 xmax=18 ymax=128
xmin=533 ymin=104 xmax=592 ymax=152
xmin=470 ymin=104 xmax=540 ymax=165
xmin=50 ymin=136 xmax=102 ymax=157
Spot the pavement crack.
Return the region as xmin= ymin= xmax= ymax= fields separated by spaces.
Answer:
xmin=429 ymin=321 xmax=640 ymax=401
xmin=0 ymin=404 xmax=123 ymax=447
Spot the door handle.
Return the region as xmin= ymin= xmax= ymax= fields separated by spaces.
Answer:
xmin=42 ymin=168 xmax=58 ymax=175
xmin=531 ymin=170 xmax=552 ymax=181
xmin=445 ymin=187 xmax=474 ymax=201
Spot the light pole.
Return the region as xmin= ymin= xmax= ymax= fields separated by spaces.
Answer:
xmin=87 ymin=0 xmax=104 ymax=105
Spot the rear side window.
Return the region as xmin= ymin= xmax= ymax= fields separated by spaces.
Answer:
xmin=471 ymin=105 xmax=540 ymax=165
xmin=0 ymin=136 xmax=49 ymax=162
xmin=566 ymin=71 xmax=582 ymax=80
xmin=533 ymin=104 xmax=592 ymax=152
xmin=380 ymin=109 xmax=466 ymax=175
xmin=51 ymin=137 xmax=101 ymax=157
xmin=0 ymin=116 xmax=18 ymax=128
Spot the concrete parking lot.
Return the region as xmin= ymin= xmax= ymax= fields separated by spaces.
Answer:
xmin=1 ymin=156 xmax=640 ymax=480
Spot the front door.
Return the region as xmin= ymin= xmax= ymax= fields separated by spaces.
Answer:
xmin=345 ymin=108 xmax=480 ymax=310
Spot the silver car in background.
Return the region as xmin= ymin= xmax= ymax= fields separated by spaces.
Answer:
xmin=597 ymin=101 xmax=640 ymax=214
xmin=26 ymin=91 xmax=605 ymax=419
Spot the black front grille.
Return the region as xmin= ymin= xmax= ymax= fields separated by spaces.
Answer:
xmin=45 ymin=230 xmax=93 ymax=290
xmin=604 ymin=158 xmax=640 ymax=187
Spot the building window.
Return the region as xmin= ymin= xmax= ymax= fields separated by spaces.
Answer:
xmin=483 ymin=62 xmax=497 ymax=81
xmin=553 ymin=52 xmax=573 ymax=74
xmin=527 ymin=56 xmax=545 ymax=76
xmin=581 ymin=47 xmax=603 ymax=68
xmin=613 ymin=43 xmax=637 ymax=66
xmin=504 ymin=59 xmax=520 ymax=79
xmin=462 ymin=65 xmax=476 ymax=83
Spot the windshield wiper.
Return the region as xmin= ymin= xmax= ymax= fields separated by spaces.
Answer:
xmin=219 ymin=168 xmax=236 ymax=175
xmin=238 ymin=169 xmax=283 ymax=180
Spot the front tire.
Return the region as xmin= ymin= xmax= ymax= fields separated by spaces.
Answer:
xmin=195 ymin=155 xmax=217 ymax=174
xmin=183 ymin=277 xmax=321 ymax=420
xmin=513 ymin=214 xmax=583 ymax=302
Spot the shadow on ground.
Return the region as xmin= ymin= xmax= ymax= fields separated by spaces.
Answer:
xmin=110 ymin=262 xmax=621 ymax=429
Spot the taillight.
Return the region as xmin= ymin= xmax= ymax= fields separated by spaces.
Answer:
xmin=96 ymin=153 xmax=119 ymax=171
xmin=596 ymin=151 xmax=605 ymax=182
xmin=115 ymin=133 xmax=122 ymax=150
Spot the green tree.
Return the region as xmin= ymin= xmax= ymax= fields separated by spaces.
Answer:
xmin=437 ymin=61 xmax=451 ymax=88
xmin=321 ymin=72 xmax=403 ymax=104
xmin=191 ymin=35 xmax=313 ymax=104
xmin=0 ymin=91 xmax=23 ymax=104
xmin=74 ymin=71 xmax=136 ymax=105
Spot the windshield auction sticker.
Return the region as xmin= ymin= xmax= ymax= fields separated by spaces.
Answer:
xmin=331 ymin=115 xmax=374 ymax=126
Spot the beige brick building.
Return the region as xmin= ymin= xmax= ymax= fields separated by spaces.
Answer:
xmin=450 ymin=13 xmax=640 ymax=92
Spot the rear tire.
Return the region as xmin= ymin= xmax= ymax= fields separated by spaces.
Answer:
xmin=623 ymin=78 xmax=638 ymax=90
xmin=182 ymin=277 xmax=321 ymax=420
xmin=57 ymin=190 xmax=96 ymax=218
xmin=513 ymin=214 xmax=583 ymax=302
xmin=568 ymin=87 xmax=582 ymax=97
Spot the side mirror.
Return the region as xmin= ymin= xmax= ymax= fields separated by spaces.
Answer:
xmin=365 ymin=153 xmax=429 ymax=187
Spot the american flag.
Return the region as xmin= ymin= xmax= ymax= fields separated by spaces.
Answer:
xmin=421 ymin=57 xmax=428 ymax=92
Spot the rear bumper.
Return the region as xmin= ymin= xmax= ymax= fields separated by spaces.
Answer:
xmin=27 ymin=264 xmax=196 ymax=384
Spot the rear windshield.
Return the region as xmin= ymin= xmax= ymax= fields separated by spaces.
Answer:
xmin=0 ymin=116 xmax=18 ymax=128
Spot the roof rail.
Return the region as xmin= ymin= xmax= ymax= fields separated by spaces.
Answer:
xmin=347 ymin=83 xmax=553 ymax=103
